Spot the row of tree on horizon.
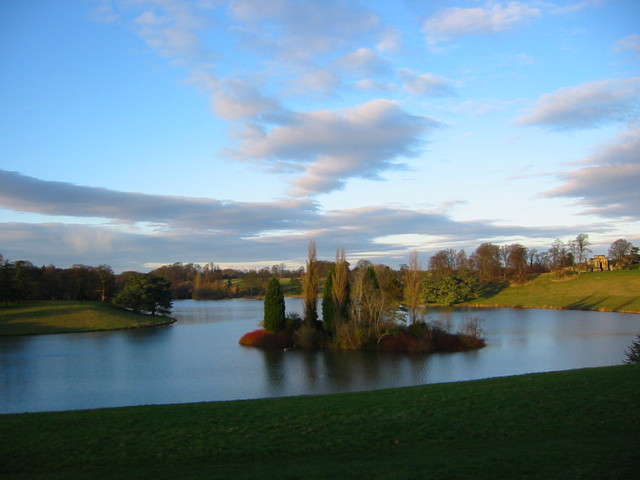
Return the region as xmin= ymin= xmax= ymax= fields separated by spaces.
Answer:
xmin=1 ymin=235 xmax=637 ymax=306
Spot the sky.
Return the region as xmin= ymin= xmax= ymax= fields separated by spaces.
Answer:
xmin=0 ymin=0 xmax=638 ymax=273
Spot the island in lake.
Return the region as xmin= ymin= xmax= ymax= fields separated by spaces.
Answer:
xmin=240 ymin=247 xmax=485 ymax=353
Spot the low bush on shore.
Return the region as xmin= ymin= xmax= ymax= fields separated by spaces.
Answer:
xmin=238 ymin=329 xmax=294 ymax=348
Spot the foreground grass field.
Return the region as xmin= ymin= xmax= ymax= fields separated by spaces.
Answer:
xmin=466 ymin=270 xmax=640 ymax=313
xmin=0 ymin=301 xmax=175 ymax=335
xmin=1 ymin=365 xmax=638 ymax=480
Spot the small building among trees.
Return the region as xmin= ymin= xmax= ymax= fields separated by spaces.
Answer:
xmin=588 ymin=255 xmax=609 ymax=272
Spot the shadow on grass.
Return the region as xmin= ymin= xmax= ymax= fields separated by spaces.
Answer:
xmin=0 ymin=321 xmax=92 ymax=336
xmin=478 ymin=282 xmax=509 ymax=298
xmin=567 ymin=296 xmax=606 ymax=310
xmin=567 ymin=295 xmax=640 ymax=312
xmin=0 ymin=307 xmax=84 ymax=322
xmin=614 ymin=297 xmax=640 ymax=311
xmin=0 ymin=302 xmax=176 ymax=336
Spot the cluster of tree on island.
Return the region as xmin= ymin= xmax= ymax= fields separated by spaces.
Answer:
xmin=243 ymin=236 xmax=639 ymax=352
xmin=1 ymin=235 xmax=637 ymax=310
xmin=242 ymin=243 xmax=487 ymax=352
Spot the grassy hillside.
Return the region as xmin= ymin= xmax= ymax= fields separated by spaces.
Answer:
xmin=466 ymin=270 xmax=640 ymax=313
xmin=0 ymin=301 xmax=175 ymax=336
xmin=1 ymin=365 xmax=638 ymax=480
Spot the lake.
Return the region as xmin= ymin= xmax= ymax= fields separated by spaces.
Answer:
xmin=1 ymin=298 xmax=638 ymax=414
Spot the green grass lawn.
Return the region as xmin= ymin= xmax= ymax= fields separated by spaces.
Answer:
xmin=0 ymin=301 xmax=175 ymax=336
xmin=1 ymin=364 xmax=638 ymax=480
xmin=466 ymin=270 xmax=640 ymax=312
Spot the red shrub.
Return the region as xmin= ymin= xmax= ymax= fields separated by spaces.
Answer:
xmin=239 ymin=329 xmax=294 ymax=349
xmin=378 ymin=329 xmax=485 ymax=353
xmin=378 ymin=333 xmax=432 ymax=352
xmin=239 ymin=329 xmax=269 ymax=346
xmin=432 ymin=330 xmax=486 ymax=352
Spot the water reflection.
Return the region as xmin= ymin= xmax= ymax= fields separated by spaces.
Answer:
xmin=261 ymin=350 xmax=285 ymax=391
xmin=0 ymin=299 xmax=638 ymax=414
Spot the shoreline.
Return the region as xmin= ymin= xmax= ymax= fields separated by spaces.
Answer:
xmin=0 ymin=301 xmax=177 ymax=337
xmin=0 ymin=316 xmax=177 ymax=337
xmin=459 ymin=302 xmax=640 ymax=315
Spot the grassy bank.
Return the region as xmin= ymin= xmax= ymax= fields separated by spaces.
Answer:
xmin=1 ymin=365 xmax=638 ymax=479
xmin=0 ymin=301 xmax=175 ymax=336
xmin=466 ymin=270 xmax=640 ymax=313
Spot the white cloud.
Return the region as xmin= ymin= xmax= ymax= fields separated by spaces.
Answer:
xmin=376 ymin=27 xmax=401 ymax=53
xmin=211 ymin=79 xmax=281 ymax=120
xmin=336 ymin=48 xmax=390 ymax=76
xmin=290 ymin=69 xmax=340 ymax=93
xmin=226 ymin=99 xmax=441 ymax=196
xmin=548 ymin=0 xmax=606 ymax=15
xmin=543 ymin=128 xmax=640 ymax=219
xmin=398 ymin=69 xmax=457 ymax=96
xmin=515 ymin=78 xmax=640 ymax=129
xmin=353 ymin=78 xmax=395 ymax=92
xmin=229 ymin=0 xmax=380 ymax=62
xmin=614 ymin=34 xmax=640 ymax=59
xmin=131 ymin=0 xmax=208 ymax=58
xmin=423 ymin=1 xmax=540 ymax=45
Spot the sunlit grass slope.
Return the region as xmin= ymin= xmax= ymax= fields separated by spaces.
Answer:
xmin=467 ymin=270 xmax=640 ymax=312
xmin=0 ymin=301 xmax=174 ymax=336
xmin=1 ymin=365 xmax=638 ymax=480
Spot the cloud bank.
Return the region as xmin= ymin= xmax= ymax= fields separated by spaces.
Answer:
xmin=423 ymin=1 xmax=540 ymax=45
xmin=0 ymin=169 xmax=558 ymax=271
xmin=516 ymin=78 xmax=640 ymax=129
xmin=0 ymin=170 xmax=315 ymax=234
xmin=544 ymin=128 xmax=640 ymax=219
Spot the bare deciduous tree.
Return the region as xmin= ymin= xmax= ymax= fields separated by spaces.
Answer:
xmin=429 ymin=249 xmax=456 ymax=276
xmin=570 ymin=233 xmax=592 ymax=265
xmin=472 ymin=243 xmax=502 ymax=283
xmin=608 ymin=238 xmax=634 ymax=267
xmin=506 ymin=244 xmax=528 ymax=284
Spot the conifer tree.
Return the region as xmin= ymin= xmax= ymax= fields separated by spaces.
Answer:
xmin=333 ymin=248 xmax=350 ymax=326
xmin=263 ymin=277 xmax=285 ymax=333
xmin=302 ymin=241 xmax=319 ymax=327
xmin=624 ymin=332 xmax=640 ymax=364
xmin=322 ymin=265 xmax=336 ymax=333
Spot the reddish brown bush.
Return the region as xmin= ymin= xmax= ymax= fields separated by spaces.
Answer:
xmin=378 ymin=329 xmax=485 ymax=353
xmin=431 ymin=330 xmax=486 ymax=352
xmin=239 ymin=329 xmax=294 ymax=349
xmin=240 ymin=327 xmax=484 ymax=352
xmin=378 ymin=333 xmax=433 ymax=352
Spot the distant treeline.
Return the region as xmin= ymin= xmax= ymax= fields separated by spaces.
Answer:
xmin=0 ymin=258 xmax=306 ymax=305
xmin=1 ymin=235 xmax=637 ymax=305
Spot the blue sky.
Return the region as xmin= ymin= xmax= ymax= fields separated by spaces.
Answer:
xmin=1 ymin=0 xmax=638 ymax=272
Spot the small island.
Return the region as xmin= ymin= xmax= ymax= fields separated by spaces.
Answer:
xmin=240 ymin=243 xmax=485 ymax=353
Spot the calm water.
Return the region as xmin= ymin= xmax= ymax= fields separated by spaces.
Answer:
xmin=1 ymin=299 xmax=638 ymax=414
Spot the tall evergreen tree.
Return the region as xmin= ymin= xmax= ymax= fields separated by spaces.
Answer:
xmin=322 ymin=265 xmax=336 ymax=333
xmin=332 ymin=248 xmax=350 ymax=326
xmin=263 ymin=277 xmax=286 ymax=333
xmin=302 ymin=241 xmax=319 ymax=327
